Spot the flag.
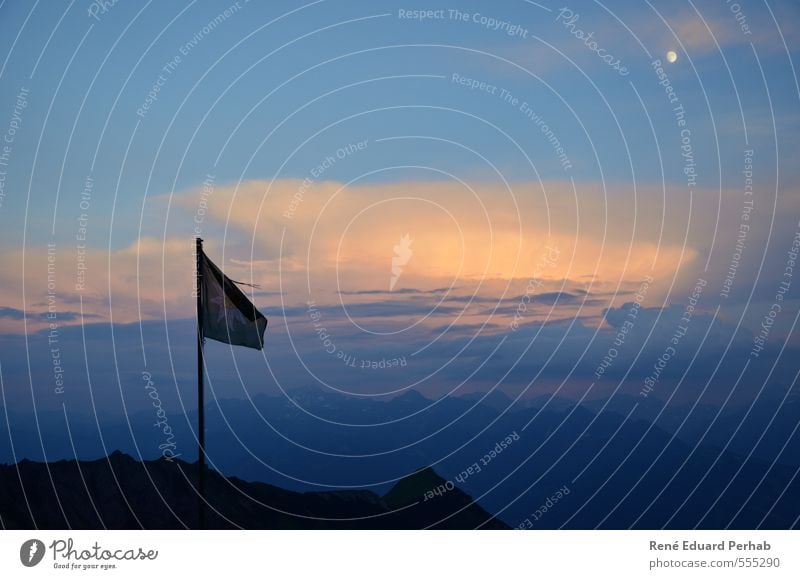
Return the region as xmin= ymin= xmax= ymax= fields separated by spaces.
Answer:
xmin=200 ymin=250 xmax=267 ymax=349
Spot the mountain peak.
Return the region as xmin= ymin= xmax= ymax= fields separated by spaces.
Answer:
xmin=383 ymin=466 xmax=508 ymax=529
xmin=383 ymin=466 xmax=443 ymax=508
xmin=394 ymin=390 xmax=429 ymax=404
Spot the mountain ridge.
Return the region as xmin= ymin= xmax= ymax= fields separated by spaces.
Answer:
xmin=0 ymin=451 xmax=509 ymax=530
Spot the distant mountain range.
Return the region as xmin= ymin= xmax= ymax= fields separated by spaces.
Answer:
xmin=0 ymin=452 xmax=507 ymax=529
xmin=1 ymin=387 xmax=798 ymax=528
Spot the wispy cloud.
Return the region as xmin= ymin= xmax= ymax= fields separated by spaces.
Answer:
xmin=1 ymin=174 xmax=797 ymax=338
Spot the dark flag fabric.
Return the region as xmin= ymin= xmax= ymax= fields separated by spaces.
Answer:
xmin=200 ymin=251 xmax=267 ymax=350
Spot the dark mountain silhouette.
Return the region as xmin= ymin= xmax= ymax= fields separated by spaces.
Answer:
xmin=0 ymin=452 xmax=508 ymax=529
xmin=383 ymin=466 xmax=506 ymax=529
xmin=2 ymin=387 xmax=798 ymax=529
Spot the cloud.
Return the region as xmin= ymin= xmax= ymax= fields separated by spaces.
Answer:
xmin=527 ymin=291 xmax=595 ymax=305
xmin=655 ymin=4 xmax=800 ymax=55
xmin=1 ymin=173 xmax=797 ymax=340
xmin=0 ymin=237 xmax=196 ymax=333
xmin=0 ymin=307 xmax=26 ymax=320
xmin=0 ymin=306 xmax=95 ymax=322
xmin=669 ymin=14 xmax=734 ymax=53
xmin=338 ymin=288 xmax=442 ymax=296
xmin=171 ymin=178 xmax=698 ymax=305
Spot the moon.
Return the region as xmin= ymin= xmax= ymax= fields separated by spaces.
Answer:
xmin=666 ymin=50 xmax=678 ymax=63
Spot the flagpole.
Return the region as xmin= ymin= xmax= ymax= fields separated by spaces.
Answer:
xmin=195 ymin=237 xmax=206 ymax=530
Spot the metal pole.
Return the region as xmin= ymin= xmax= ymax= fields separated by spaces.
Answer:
xmin=196 ymin=237 xmax=205 ymax=529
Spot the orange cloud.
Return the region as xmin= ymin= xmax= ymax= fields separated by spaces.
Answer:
xmin=0 ymin=237 xmax=196 ymax=333
xmin=172 ymin=178 xmax=701 ymax=313
xmin=7 ymin=175 xmax=785 ymax=334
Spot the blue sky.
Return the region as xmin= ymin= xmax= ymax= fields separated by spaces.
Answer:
xmin=0 ymin=0 xmax=799 ymax=415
